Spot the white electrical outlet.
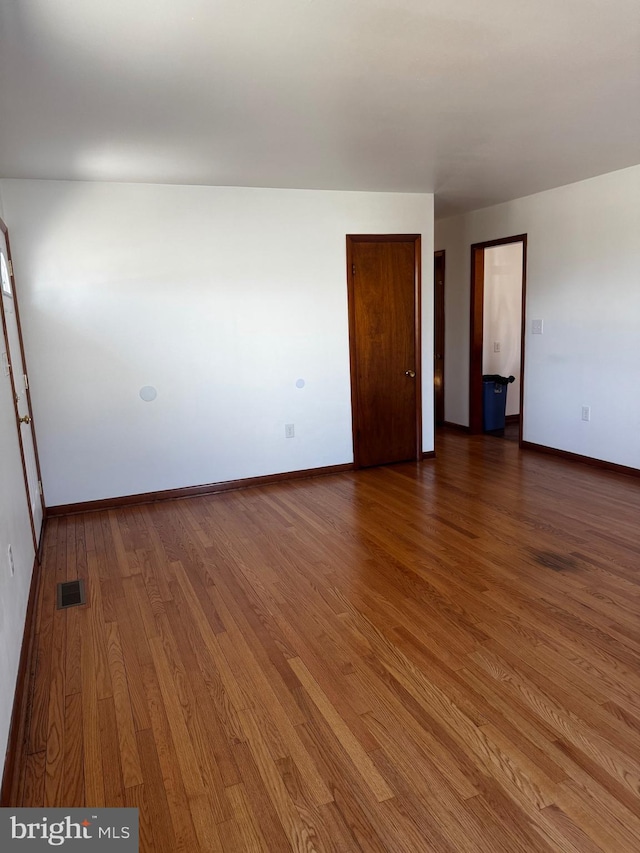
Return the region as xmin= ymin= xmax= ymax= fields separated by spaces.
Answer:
xmin=7 ymin=545 xmax=15 ymax=577
xmin=494 ymin=341 xmax=501 ymax=353
xmin=581 ymin=406 xmax=591 ymax=422
xmin=285 ymin=423 xmax=295 ymax=438
xmin=532 ymin=319 xmax=544 ymax=335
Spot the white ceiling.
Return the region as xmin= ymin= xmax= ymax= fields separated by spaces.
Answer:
xmin=0 ymin=0 xmax=638 ymax=217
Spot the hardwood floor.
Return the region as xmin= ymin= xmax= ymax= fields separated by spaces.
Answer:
xmin=10 ymin=431 xmax=640 ymax=851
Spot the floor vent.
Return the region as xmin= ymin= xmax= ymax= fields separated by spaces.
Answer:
xmin=56 ymin=579 xmax=86 ymax=610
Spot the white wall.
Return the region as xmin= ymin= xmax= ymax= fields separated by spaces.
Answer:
xmin=435 ymin=165 xmax=640 ymax=469
xmin=482 ymin=243 xmax=523 ymax=416
xmin=0 ymin=188 xmax=36 ymax=778
xmin=0 ymin=180 xmax=434 ymax=506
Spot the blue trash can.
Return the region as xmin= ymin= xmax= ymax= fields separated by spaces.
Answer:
xmin=482 ymin=375 xmax=514 ymax=431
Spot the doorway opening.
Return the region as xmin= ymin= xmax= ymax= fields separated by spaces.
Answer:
xmin=346 ymin=234 xmax=422 ymax=468
xmin=469 ymin=234 xmax=527 ymax=442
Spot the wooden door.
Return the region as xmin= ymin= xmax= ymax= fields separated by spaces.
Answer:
xmin=347 ymin=235 xmax=421 ymax=468
xmin=434 ymin=251 xmax=445 ymax=425
xmin=0 ymin=220 xmax=45 ymax=549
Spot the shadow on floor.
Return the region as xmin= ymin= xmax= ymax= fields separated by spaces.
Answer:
xmin=485 ymin=420 xmax=520 ymax=442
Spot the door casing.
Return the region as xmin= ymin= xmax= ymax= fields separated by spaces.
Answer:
xmin=0 ymin=217 xmax=45 ymax=550
xmin=434 ymin=250 xmax=445 ymax=426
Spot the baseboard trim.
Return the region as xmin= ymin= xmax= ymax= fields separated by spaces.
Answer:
xmin=521 ymin=441 xmax=640 ymax=478
xmin=48 ymin=462 xmax=356 ymax=517
xmin=1 ymin=550 xmax=43 ymax=806
xmin=505 ymin=414 xmax=520 ymax=424
xmin=441 ymin=421 xmax=470 ymax=433
xmin=421 ymin=450 xmax=436 ymax=460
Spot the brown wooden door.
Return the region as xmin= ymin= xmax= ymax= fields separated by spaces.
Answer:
xmin=347 ymin=235 xmax=421 ymax=468
xmin=434 ymin=251 xmax=445 ymax=425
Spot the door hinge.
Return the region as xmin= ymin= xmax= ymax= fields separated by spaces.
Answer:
xmin=7 ymin=259 xmax=13 ymax=277
xmin=23 ymin=373 xmax=29 ymax=390
xmin=38 ymin=480 xmax=43 ymax=496
xmin=352 ymin=264 xmax=356 ymax=275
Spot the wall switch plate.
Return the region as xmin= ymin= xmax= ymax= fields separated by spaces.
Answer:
xmin=581 ymin=406 xmax=590 ymax=422
xmin=493 ymin=341 xmax=501 ymax=353
xmin=532 ymin=319 xmax=544 ymax=335
xmin=285 ymin=424 xmax=295 ymax=438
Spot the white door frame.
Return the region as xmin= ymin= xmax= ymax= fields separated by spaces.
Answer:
xmin=0 ymin=217 xmax=45 ymax=551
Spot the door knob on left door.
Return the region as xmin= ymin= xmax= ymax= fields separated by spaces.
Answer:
xmin=405 ymin=370 xmax=416 ymax=378
xmin=19 ymin=414 xmax=31 ymax=424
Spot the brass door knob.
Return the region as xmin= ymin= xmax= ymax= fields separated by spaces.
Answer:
xmin=405 ymin=370 xmax=416 ymax=378
xmin=19 ymin=414 xmax=31 ymax=424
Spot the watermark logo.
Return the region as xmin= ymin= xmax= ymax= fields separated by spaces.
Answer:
xmin=1 ymin=809 xmax=138 ymax=850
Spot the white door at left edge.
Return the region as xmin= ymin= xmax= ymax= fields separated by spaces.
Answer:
xmin=1 ymin=227 xmax=44 ymax=546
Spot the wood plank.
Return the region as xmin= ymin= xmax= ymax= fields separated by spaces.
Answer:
xmin=124 ymin=784 xmax=152 ymax=852
xmin=137 ymin=659 xmax=200 ymax=852
xmin=98 ymin=696 xmax=125 ymax=808
xmin=288 ymin=656 xmax=394 ymax=803
xmin=223 ymin=782 xmax=270 ymax=853
xmin=26 ymin=521 xmax=57 ymax=754
xmin=238 ymin=707 xmax=326 ymax=852
xmin=43 ymin=604 xmax=66 ymax=806
xmin=62 ymin=692 xmax=84 ymax=806
xmin=80 ymin=606 xmax=105 ymax=807
xmin=21 ymin=750 xmax=46 ymax=807
xmin=105 ymin=621 xmax=144 ymax=789
xmin=136 ymin=728 xmax=180 ymax=853
xmin=86 ymin=549 xmax=114 ymax=701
